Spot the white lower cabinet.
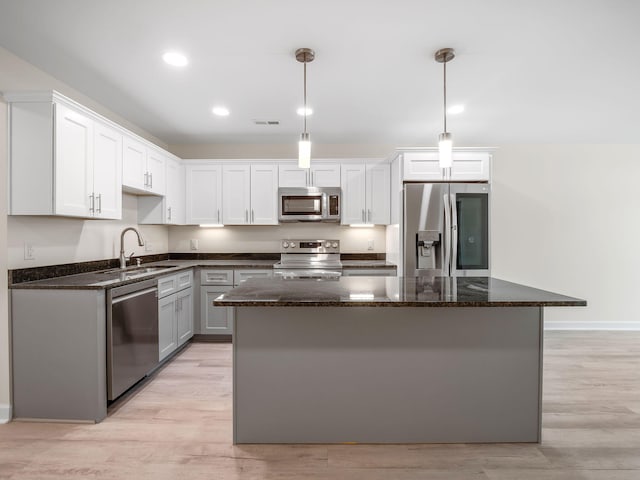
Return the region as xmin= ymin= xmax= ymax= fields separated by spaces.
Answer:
xmin=158 ymin=270 xmax=194 ymax=361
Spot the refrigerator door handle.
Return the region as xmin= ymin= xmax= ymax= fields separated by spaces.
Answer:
xmin=443 ymin=193 xmax=451 ymax=276
xmin=450 ymin=193 xmax=458 ymax=276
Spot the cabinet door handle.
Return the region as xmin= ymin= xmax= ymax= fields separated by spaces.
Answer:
xmin=362 ymin=209 xmax=365 ymax=222
xmin=245 ymin=209 xmax=248 ymax=223
xmin=144 ymin=172 xmax=148 ymax=187
xmin=89 ymin=194 xmax=95 ymax=214
xmin=251 ymin=209 xmax=254 ymax=223
xmin=367 ymin=209 xmax=371 ymax=223
xmin=97 ymin=194 xmax=102 ymax=214
xmin=150 ymin=173 xmax=153 ymax=189
xmin=168 ymin=207 xmax=172 ymax=221
xmin=311 ymin=171 xmax=314 ymax=185
xmin=217 ymin=209 xmax=220 ymax=224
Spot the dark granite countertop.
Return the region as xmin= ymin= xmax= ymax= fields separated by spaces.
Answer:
xmin=9 ymin=260 xmax=279 ymax=290
xmin=214 ymin=276 xmax=587 ymax=307
xmin=9 ymin=258 xmax=397 ymax=290
xmin=341 ymin=260 xmax=397 ymax=269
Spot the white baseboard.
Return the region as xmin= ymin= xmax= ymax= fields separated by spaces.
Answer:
xmin=0 ymin=403 xmax=12 ymax=424
xmin=545 ymin=321 xmax=640 ymax=331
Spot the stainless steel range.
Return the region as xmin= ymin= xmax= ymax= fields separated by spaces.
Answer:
xmin=273 ymin=239 xmax=342 ymax=279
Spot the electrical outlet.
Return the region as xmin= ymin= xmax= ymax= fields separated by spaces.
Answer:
xmin=145 ymin=242 xmax=153 ymax=252
xmin=367 ymin=239 xmax=374 ymax=251
xmin=190 ymin=239 xmax=199 ymax=250
xmin=24 ymin=242 xmax=35 ymax=260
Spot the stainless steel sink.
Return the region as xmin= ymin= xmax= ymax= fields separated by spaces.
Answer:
xmin=99 ymin=265 xmax=178 ymax=274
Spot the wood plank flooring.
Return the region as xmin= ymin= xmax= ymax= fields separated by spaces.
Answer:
xmin=1 ymin=331 xmax=639 ymax=479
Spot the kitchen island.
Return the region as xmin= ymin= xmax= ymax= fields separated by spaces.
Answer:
xmin=215 ymin=276 xmax=586 ymax=444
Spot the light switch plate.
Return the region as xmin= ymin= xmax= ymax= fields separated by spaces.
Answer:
xmin=367 ymin=239 xmax=374 ymax=251
xmin=190 ymin=239 xmax=199 ymax=250
xmin=24 ymin=242 xmax=35 ymax=260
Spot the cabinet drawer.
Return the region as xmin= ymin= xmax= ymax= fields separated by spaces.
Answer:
xmin=176 ymin=269 xmax=193 ymax=290
xmin=158 ymin=274 xmax=178 ymax=298
xmin=234 ymin=269 xmax=273 ymax=286
xmin=200 ymin=269 xmax=234 ymax=285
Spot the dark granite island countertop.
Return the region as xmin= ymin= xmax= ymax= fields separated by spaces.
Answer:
xmin=214 ymin=276 xmax=586 ymax=307
xmin=228 ymin=277 xmax=585 ymax=444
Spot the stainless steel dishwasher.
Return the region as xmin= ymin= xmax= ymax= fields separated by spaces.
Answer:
xmin=107 ymin=278 xmax=159 ymax=401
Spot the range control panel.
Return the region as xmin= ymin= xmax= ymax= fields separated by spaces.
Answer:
xmin=280 ymin=239 xmax=340 ymax=253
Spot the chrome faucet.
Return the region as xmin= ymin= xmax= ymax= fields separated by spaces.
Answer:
xmin=119 ymin=227 xmax=145 ymax=269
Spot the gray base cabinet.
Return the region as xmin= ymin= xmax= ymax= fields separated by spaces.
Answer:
xmin=201 ymin=285 xmax=234 ymax=334
xmin=158 ymin=270 xmax=194 ymax=361
xmin=177 ymin=287 xmax=194 ymax=346
xmin=198 ymin=268 xmax=273 ymax=336
xmin=11 ymin=289 xmax=107 ymax=422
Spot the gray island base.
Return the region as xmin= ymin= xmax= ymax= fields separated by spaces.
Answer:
xmin=216 ymin=277 xmax=586 ymax=444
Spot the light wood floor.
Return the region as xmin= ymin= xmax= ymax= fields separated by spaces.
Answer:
xmin=1 ymin=331 xmax=640 ymax=479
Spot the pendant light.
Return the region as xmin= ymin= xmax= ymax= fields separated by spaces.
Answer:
xmin=435 ymin=48 xmax=455 ymax=169
xmin=296 ymin=48 xmax=314 ymax=169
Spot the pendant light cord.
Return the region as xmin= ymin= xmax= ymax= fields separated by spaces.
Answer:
xmin=443 ymin=59 xmax=447 ymax=133
xmin=303 ymin=59 xmax=307 ymax=134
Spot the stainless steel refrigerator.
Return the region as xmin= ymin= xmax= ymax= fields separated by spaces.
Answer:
xmin=404 ymin=183 xmax=490 ymax=277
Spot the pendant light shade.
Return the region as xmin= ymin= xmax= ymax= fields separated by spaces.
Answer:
xmin=435 ymin=48 xmax=455 ymax=169
xmin=296 ymin=48 xmax=315 ymax=169
xmin=298 ymin=132 xmax=311 ymax=169
xmin=438 ymin=132 xmax=453 ymax=168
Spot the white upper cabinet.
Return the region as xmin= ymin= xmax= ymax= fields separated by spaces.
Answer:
xmin=341 ymin=163 xmax=390 ymax=225
xmin=54 ymin=103 xmax=94 ymax=217
xmin=402 ymin=151 xmax=491 ymax=181
xmin=449 ymin=152 xmax=491 ymax=181
xmin=92 ymin=122 xmax=123 ymax=219
xmin=310 ymin=164 xmax=341 ymax=187
xmin=165 ymin=158 xmax=185 ymax=224
xmin=341 ymin=164 xmax=367 ymax=224
xmin=278 ymin=163 xmax=340 ymax=187
xmin=185 ymin=164 xmax=222 ymax=225
xmin=366 ymin=164 xmax=391 ymax=225
xmin=223 ymin=164 xmax=251 ymax=224
xmin=222 ymin=163 xmax=278 ymax=225
xmin=250 ymin=164 xmax=278 ymax=225
xmin=6 ymin=93 xmax=122 ymax=219
xmin=122 ymin=138 xmax=166 ymax=195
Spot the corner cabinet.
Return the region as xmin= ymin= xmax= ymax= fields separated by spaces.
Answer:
xmin=222 ymin=164 xmax=278 ymax=225
xmin=341 ymin=163 xmax=390 ymax=225
xmin=138 ymin=157 xmax=185 ymax=225
xmin=122 ymin=138 xmax=166 ymax=196
xmin=6 ymin=92 xmax=122 ymax=219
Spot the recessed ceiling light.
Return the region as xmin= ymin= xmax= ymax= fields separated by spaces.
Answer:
xmin=296 ymin=107 xmax=313 ymax=116
xmin=162 ymin=51 xmax=188 ymax=67
xmin=447 ymin=104 xmax=465 ymax=114
xmin=212 ymin=106 xmax=230 ymax=116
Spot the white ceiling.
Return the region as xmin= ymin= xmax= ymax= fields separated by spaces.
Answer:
xmin=0 ymin=0 xmax=638 ymax=146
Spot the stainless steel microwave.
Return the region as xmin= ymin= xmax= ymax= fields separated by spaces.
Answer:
xmin=278 ymin=187 xmax=341 ymax=222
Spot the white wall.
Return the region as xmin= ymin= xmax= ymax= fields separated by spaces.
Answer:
xmin=170 ymin=225 xmax=386 ymax=254
xmin=8 ymin=195 xmax=168 ymax=269
xmin=491 ymin=145 xmax=640 ymax=328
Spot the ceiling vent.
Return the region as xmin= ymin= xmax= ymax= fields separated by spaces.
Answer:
xmin=253 ymin=120 xmax=280 ymax=125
